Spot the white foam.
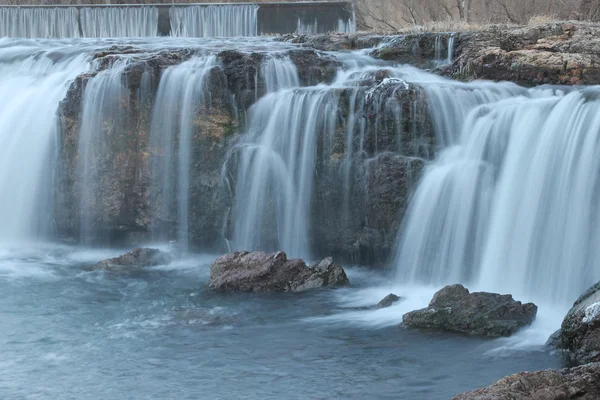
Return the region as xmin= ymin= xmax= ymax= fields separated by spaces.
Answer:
xmin=583 ymin=302 xmax=600 ymax=324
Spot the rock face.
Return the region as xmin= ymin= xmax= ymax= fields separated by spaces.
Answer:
xmin=547 ymin=329 xmax=563 ymax=348
xmin=446 ymin=22 xmax=600 ymax=85
xmin=378 ymin=294 xmax=401 ymax=308
xmin=208 ymin=251 xmax=349 ymax=293
xmin=305 ymin=23 xmax=600 ymax=86
xmin=56 ymin=45 xmax=430 ymax=264
xmin=55 ymin=23 xmax=600 ymax=266
xmin=560 ymin=281 xmax=600 ymax=365
xmin=84 ymin=248 xmax=172 ymax=271
xmin=453 ymin=363 xmax=600 ymax=400
xmin=402 ymin=284 xmax=538 ymax=337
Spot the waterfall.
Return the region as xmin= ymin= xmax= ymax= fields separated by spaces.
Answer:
xmin=447 ymin=34 xmax=455 ymax=64
xmin=0 ymin=46 xmax=89 ymax=242
xmin=230 ymin=89 xmax=335 ymax=259
xmin=149 ymin=56 xmax=219 ymax=251
xmin=77 ymin=60 xmax=131 ymax=244
xmin=433 ymin=34 xmax=455 ymax=67
xmin=338 ymin=17 xmax=356 ymax=33
xmin=80 ymin=7 xmax=158 ymax=38
xmin=229 ymin=60 xmax=377 ymax=259
xmin=0 ymin=7 xmax=80 ymax=38
xmin=297 ymin=16 xmax=356 ymax=34
xmin=394 ymin=81 xmax=600 ymax=304
xmin=170 ymin=5 xmax=258 ymax=37
xmin=262 ymin=55 xmax=300 ymax=93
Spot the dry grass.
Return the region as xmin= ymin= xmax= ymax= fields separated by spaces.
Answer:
xmin=528 ymin=14 xmax=558 ymax=25
xmin=396 ymin=20 xmax=494 ymax=33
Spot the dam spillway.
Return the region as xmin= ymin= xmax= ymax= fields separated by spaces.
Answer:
xmin=0 ymin=2 xmax=355 ymax=38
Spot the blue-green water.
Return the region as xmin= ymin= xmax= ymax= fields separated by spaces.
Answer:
xmin=0 ymin=244 xmax=561 ymax=400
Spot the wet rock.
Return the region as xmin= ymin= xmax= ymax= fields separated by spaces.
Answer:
xmin=547 ymin=328 xmax=563 ymax=348
xmin=208 ymin=251 xmax=349 ymax=293
xmin=452 ymin=362 xmax=600 ymax=400
xmin=286 ymin=49 xmax=341 ymax=86
xmin=402 ymin=284 xmax=537 ymax=337
xmin=560 ymin=281 xmax=600 ymax=365
xmin=84 ymin=248 xmax=172 ymax=271
xmin=377 ymin=294 xmax=401 ymax=308
xmin=371 ymin=33 xmax=455 ymax=69
xmin=279 ymin=32 xmax=385 ymax=51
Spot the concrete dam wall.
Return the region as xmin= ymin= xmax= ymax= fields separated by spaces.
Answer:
xmin=0 ymin=2 xmax=355 ymax=38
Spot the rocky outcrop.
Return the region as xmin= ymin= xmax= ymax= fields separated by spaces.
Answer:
xmin=446 ymin=22 xmax=600 ymax=85
xmin=279 ymin=32 xmax=386 ymax=51
xmin=84 ymin=248 xmax=172 ymax=271
xmin=299 ymin=23 xmax=600 ymax=86
xmin=371 ymin=33 xmax=455 ymax=69
xmin=310 ymin=78 xmax=431 ymax=265
xmin=208 ymin=251 xmax=349 ymax=292
xmin=403 ymin=284 xmax=538 ymax=337
xmin=378 ymin=293 xmax=401 ymax=308
xmin=560 ymin=281 xmax=600 ymax=365
xmin=55 ymin=46 xmax=343 ymax=249
xmin=58 ymin=23 xmax=600 ymax=264
xmin=547 ymin=329 xmax=563 ymax=348
xmin=453 ymin=363 xmax=600 ymax=400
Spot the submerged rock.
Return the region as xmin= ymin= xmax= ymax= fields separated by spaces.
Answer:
xmin=453 ymin=363 xmax=600 ymax=400
xmin=377 ymin=294 xmax=401 ymax=309
xmin=84 ymin=248 xmax=172 ymax=271
xmin=560 ymin=281 xmax=600 ymax=365
xmin=208 ymin=251 xmax=349 ymax=293
xmin=402 ymin=284 xmax=537 ymax=337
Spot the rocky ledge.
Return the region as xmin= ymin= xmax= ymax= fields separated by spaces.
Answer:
xmin=84 ymin=248 xmax=172 ymax=271
xmin=402 ymin=284 xmax=537 ymax=337
xmin=558 ymin=281 xmax=600 ymax=365
xmin=209 ymin=251 xmax=349 ymax=293
xmin=453 ymin=363 xmax=600 ymax=400
xmin=283 ymin=22 xmax=600 ymax=85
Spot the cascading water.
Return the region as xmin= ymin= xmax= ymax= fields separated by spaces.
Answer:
xmin=230 ymin=88 xmax=336 ymax=259
xmin=80 ymin=7 xmax=159 ymax=38
xmin=228 ymin=60 xmax=379 ymax=259
xmin=149 ymin=56 xmax=218 ymax=251
xmin=262 ymin=55 xmax=300 ymax=93
xmin=433 ymin=34 xmax=455 ymax=67
xmin=297 ymin=16 xmax=356 ymax=34
xmin=0 ymin=7 xmax=80 ymax=38
xmin=170 ymin=5 xmax=258 ymax=37
xmin=394 ymin=80 xmax=600 ymax=305
xmin=0 ymin=46 xmax=89 ymax=242
xmin=77 ymin=59 xmax=131 ymax=244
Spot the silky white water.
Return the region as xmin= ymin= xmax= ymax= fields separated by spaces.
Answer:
xmin=0 ymin=7 xmax=80 ymax=38
xmin=394 ymin=83 xmax=600 ymax=305
xmin=77 ymin=59 xmax=131 ymax=245
xmin=170 ymin=5 xmax=258 ymax=37
xmin=262 ymin=55 xmax=300 ymax=93
xmin=149 ymin=55 xmax=218 ymax=251
xmin=80 ymin=7 xmax=159 ymax=38
xmin=0 ymin=46 xmax=89 ymax=243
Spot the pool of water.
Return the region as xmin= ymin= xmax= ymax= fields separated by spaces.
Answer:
xmin=0 ymin=244 xmax=562 ymax=399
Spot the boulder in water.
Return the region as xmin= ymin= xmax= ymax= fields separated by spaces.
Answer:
xmin=560 ymin=281 xmax=600 ymax=365
xmin=377 ymin=294 xmax=401 ymax=308
xmin=402 ymin=284 xmax=537 ymax=337
xmin=208 ymin=251 xmax=349 ymax=293
xmin=84 ymin=248 xmax=172 ymax=271
xmin=452 ymin=363 xmax=600 ymax=400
